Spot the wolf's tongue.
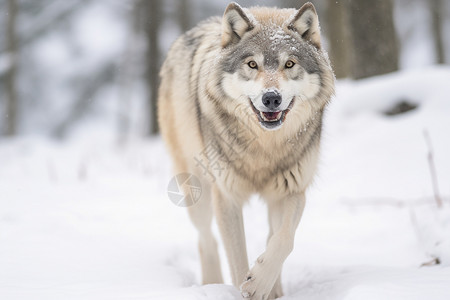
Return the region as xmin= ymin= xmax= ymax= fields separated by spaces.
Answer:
xmin=261 ymin=111 xmax=281 ymax=121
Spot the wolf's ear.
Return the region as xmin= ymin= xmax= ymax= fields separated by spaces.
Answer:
xmin=221 ymin=2 xmax=255 ymax=48
xmin=287 ymin=2 xmax=321 ymax=49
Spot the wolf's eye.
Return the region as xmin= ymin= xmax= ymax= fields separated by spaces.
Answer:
xmin=248 ymin=61 xmax=258 ymax=69
xmin=285 ymin=60 xmax=295 ymax=68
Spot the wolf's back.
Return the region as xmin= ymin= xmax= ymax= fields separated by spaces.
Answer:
xmin=158 ymin=17 xmax=222 ymax=171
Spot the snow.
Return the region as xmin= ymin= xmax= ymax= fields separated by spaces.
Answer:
xmin=1 ymin=67 xmax=450 ymax=299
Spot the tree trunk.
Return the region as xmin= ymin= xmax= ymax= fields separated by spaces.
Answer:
xmin=144 ymin=0 xmax=161 ymax=135
xmin=178 ymin=0 xmax=191 ymax=33
xmin=325 ymin=0 xmax=351 ymax=78
xmin=345 ymin=0 xmax=399 ymax=79
xmin=5 ymin=0 xmax=18 ymax=136
xmin=117 ymin=1 xmax=144 ymax=143
xmin=430 ymin=0 xmax=445 ymax=64
xmin=285 ymin=0 xmax=301 ymax=9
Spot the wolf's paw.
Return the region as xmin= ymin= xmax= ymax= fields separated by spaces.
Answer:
xmin=240 ymin=252 xmax=283 ymax=299
xmin=240 ymin=269 xmax=273 ymax=299
xmin=240 ymin=273 xmax=260 ymax=299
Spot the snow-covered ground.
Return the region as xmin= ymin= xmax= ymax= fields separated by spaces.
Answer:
xmin=1 ymin=67 xmax=450 ymax=299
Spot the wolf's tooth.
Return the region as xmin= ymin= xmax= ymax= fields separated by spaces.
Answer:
xmin=260 ymin=112 xmax=269 ymax=122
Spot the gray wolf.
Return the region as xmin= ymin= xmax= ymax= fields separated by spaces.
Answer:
xmin=158 ymin=2 xmax=334 ymax=299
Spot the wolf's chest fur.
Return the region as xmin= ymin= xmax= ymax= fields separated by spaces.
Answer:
xmin=201 ymin=109 xmax=323 ymax=196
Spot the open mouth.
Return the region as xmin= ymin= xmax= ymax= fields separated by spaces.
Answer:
xmin=250 ymin=98 xmax=294 ymax=130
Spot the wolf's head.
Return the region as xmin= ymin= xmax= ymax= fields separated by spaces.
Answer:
xmin=219 ymin=2 xmax=334 ymax=131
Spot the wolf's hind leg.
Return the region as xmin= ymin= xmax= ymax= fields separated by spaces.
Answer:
xmin=187 ymin=182 xmax=223 ymax=284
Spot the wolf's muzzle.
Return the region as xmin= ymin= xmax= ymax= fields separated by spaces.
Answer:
xmin=250 ymin=95 xmax=294 ymax=131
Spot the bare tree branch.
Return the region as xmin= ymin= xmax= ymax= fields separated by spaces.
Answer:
xmin=0 ymin=0 xmax=90 ymax=54
xmin=52 ymin=63 xmax=116 ymax=139
xmin=423 ymin=129 xmax=443 ymax=208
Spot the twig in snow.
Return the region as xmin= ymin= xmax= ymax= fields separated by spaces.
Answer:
xmin=421 ymin=257 xmax=441 ymax=267
xmin=423 ymin=129 xmax=443 ymax=208
xmin=409 ymin=208 xmax=442 ymax=267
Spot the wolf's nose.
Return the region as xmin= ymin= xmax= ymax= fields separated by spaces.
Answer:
xmin=262 ymin=92 xmax=281 ymax=110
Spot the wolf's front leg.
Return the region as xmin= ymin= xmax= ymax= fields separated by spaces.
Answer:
xmin=212 ymin=186 xmax=249 ymax=287
xmin=240 ymin=193 xmax=306 ymax=300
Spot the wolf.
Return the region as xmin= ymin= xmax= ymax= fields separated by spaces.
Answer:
xmin=158 ymin=2 xmax=334 ymax=299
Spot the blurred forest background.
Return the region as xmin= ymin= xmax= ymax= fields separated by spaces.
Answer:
xmin=1 ymin=0 xmax=449 ymax=140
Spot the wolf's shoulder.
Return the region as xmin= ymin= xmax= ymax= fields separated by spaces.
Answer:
xmin=160 ymin=16 xmax=222 ymax=83
xmin=179 ymin=16 xmax=222 ymax=48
